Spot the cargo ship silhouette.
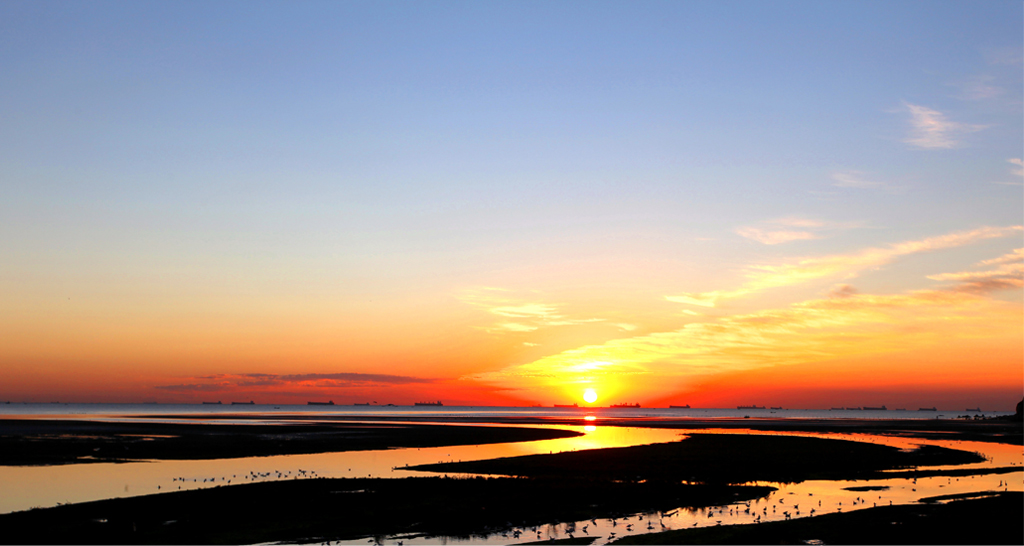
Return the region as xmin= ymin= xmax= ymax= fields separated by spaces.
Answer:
xmin=307 ymin=401 xmax=334 ymax=406
xmin=414 ymin=401 xmax=443 ymax=406
xmin=610 ymin=403 xmax=640 ymax=408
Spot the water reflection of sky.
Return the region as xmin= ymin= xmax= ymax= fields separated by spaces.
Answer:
xmin=0 ymin=420 xmax=1020 ymax=545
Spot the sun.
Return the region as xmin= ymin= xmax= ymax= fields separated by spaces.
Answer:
xmin=583 ymin=388 xmax=597 ymax=404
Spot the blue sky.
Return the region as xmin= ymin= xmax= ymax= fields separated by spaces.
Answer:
xmin=0 ymin=1 xmax=1021 ymax=405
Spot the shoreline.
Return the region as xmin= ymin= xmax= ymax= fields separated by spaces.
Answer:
xmin=0 ymin=419 xmax=1019 ymax=544
xmin=0 ymin=419 xmax=581 ymax=466
xmin=126 ymin=413 xmax=1024 ymax=446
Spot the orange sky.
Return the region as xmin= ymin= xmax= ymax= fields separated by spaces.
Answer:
xmin=2 ymin=4 xmax=1022 ymax=412
xmin=2 ymin=228 xmax=1021 ymax=410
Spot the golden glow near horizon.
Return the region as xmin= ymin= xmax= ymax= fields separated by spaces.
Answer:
xmin=2 ymin=4 xmax=1021 ymax=410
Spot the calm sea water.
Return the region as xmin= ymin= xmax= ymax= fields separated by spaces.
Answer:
xmin=0 ymin=402 xmax=1010 ymax=420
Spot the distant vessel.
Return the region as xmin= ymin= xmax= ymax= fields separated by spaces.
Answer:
xmin=610 ymin=403 xmax=640 ymax=408
xmin=918 ymin=407 xmax=937 ymax=411
xmin=669 ymin=404 xmax=690 ymax=409
xmin=308 ymin=401 xmax=335 ymax=406
xmin=554 ymin=403 xmax=578 ymax=408
xmin=737 ymin=405 xmax=765 ymax=410
xmin=846 ymin=407 xmax=862 ymax=410
xmin=353 ymin=403 xmax=370 ymax=406
xmin=863 ymin=406 xmax=887 ymax=411
xmin=414 ymin=401 xmax=443 ymax=406
xmin=231 ymin=401 xmax=255 ymax=405
xmin=966 ymin=407 xmax=981 ymax=412
xmin=770 ymin=406 xmax=783 ymax=410
xmin=202 ymin=401 xmax=222 ymax=405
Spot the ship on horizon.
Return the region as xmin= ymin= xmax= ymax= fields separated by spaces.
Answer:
xmin=553 ymin=403 xmax=578 ymax=408
xmin=669 ymin=404 xmax=690 ymax=409
xmin=918 ymin=407 xmax=937 ymax=411
xmin=737 ymin=405 xmax=765 ymax=410
xmin=610 ymin=403 xmax=640 ymax=408
xmin=202 ymin=401 xmax=222 ymax=405
xmin=231 ymin=401 xmax=255 ymax=405
xmin=863 ymin=405 xmax=887 ymax=411
xmin=414 ymin=401 xmax=443 ymax=406
xmin=307 ymin=401 xmax=334 ymax=406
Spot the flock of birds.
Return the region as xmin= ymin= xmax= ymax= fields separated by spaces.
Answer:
xmin=156 ymin=467 xmax=1016 ymax=545
xmin=162 ymin=468 xmax=324 ymax=490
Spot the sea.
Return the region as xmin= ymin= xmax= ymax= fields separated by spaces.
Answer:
xmin=0 ymin=402 xmax=1010 ymax=421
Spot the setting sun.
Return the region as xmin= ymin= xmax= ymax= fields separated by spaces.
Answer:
xmin=583 ymin=389 xmax=598 ymax=404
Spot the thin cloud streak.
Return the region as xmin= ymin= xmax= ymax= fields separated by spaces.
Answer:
xmin=668 ymin=225 xmax=1023 ymax=307
xmin=832 ymin=171 xmax=883 ymax=189
xmin=459 ymin=287 xmax=605 ymax=334
xmin=735 ymin=227 xmax=820 ymax=245
xmin=903 ymin=103 xmax=985 ymax=149
xmin=156 ymin=372 xmax=437 ymax=392
xmin=474 ymin=285 xmax=1021 ymax=391
xmin=1008 ymin=159 xmax=1024 ymax=178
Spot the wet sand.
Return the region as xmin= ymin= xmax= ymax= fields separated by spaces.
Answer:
xmin=0 ymin=476 xmax=772 ymax=544
xmin=0 ymin=419 xmax=581 ymax=466
xmin=407 ymin=433 xmax=989 ymax=484
xmin=129 ymin=412 xmax=1024 ymax=445
xmin=0 ymin=416 xmax=1018 ymax=544
xmin=610 ymin=492 xmax=1023 ymax=545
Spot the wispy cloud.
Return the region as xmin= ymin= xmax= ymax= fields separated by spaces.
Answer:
xmin=927 ymin=249 xmax=1024 ymax=294
xmin=903 ymin=103 xmax=986 ymax=149
xmin=735 ymin=217 xmax=836 ymax=245
xmin=459 ymin=287 xmax=604 ymax=334
xmin=156 ymin=372 xmax=437 ymax=392
xmin=735 ymin=227 xmax=820 ymax=245
xmin=949 ymin=75 xmax=1005 ymax=101
xmin=472 ymin=285 xmax=1020 ymax=390
xmin=1008 ymin=159 xmax=1024 ymax=178
xmin=979 ymin=248 xmax=1023 ymax=266
xmin=832 ymin=171 xmax=883 ymax=189
xmin=669 ymin=225 xmax=1022 ymax=307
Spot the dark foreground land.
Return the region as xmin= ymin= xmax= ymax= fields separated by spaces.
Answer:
xmin=611 ymin=492 xmax=1024 ymax=545
xmin=143 ymin=412 xmax=1024 ymax=445
xmin=0 ymin=477 xmax=772 ymax=544
xmin=410 ymin=433 xmax=989 ymax=483
xmin=2 ymin=432 xmax=1018 ymax=545
xmin=0 ymin=419 xmax=581 ymax=465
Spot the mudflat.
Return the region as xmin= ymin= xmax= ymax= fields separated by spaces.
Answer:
xmin=0 ymin=419 xmax=581 ymax=466
xmin=610 ymin=492 xmax=1023 ymax=545
xmin=132 ymin=413 xmax=1024 ymax=445
xmin=0 ymin=476 xmax=773 ymax=544
xmin=409 ymin=433 xmax=988 ymax=483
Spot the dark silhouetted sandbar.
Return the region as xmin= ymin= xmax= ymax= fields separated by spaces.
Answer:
xmin=132 ymin=413 xmax=1024 ymax=445
xmin=409 ymin=433 xmax=987 ymax=484
xmin=0 ymin=476 xmax=773 ymax=544
xmin=0 ymin=419 xmax=581 ymax=466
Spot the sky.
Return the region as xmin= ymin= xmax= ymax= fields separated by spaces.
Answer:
xmin=1 ymin=0 xmax=1021 ymax=410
